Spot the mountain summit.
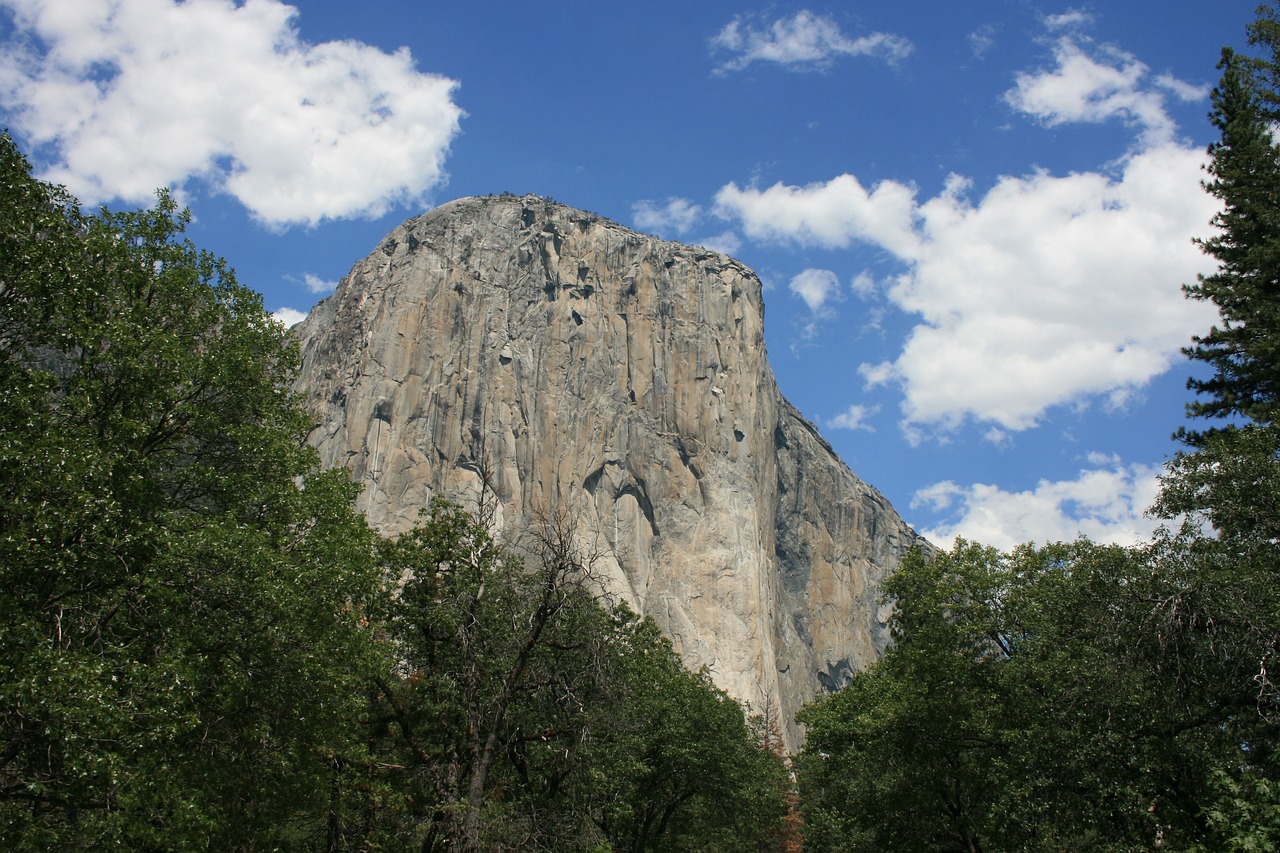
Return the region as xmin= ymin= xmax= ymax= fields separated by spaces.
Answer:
xmin=294 ymin=194 xmax=928 ymax=746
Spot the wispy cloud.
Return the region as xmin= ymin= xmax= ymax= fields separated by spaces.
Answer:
xmin=1006 ymin=36 xmax=1188 ymax=147
xmin=827 ymin=404 xmax=878 ymax=432
xmin=290 ymin=273 xmax=338 ymax=295
xmin=968 ymin=25 xmax=997 ymax=60
xmin=787 ymin=267 xmax=842 ymax=342
xmin=711 ymin=10 xmax=911 ymax=74
xmin=1044 ymin=9 xmax=1094 ymax=31
xmin=0 ymin=0 xmax=464 ymax=227
xmin=632 ymin=197 xmax=703 ymax=235
xmin=694 ymin=230 xmax=742 ymax=256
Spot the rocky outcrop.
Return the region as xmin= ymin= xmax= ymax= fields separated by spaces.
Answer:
xmin=293 ymin=194 xmax=928 ymax=748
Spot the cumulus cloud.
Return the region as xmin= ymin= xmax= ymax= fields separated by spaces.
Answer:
xmin=828 ymin=404 xmax=878 ymax=431
xmin=1007 ymin=37 xmax=1185 ymax=146
xmin=865 ymin=145 xmax=1219 ymax=431
xmin=913 ymin=460 xmax=1165 ymax=550
xmin=272 ymin=306 xmax=308 ymax=327
xmin=633 ymin=197 xmax=703 ymax=235
xmin=715 ymin=36 xmax=1219 ymax=434
xmin=715 ymin=173 xmax=921 ymax=258
xmin=788 ymin=268 xmax=840 ymax=313
xmin=786 ymin=267 xmax=843 ymax=342
xmin=711 ymin=10 xmax=911 ymax=73
xmin=0 ymin=0 xmax=464 ymax=227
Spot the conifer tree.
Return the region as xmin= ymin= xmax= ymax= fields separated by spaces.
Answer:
xmin=1180 ymin=45 xmax=1280 ymax=442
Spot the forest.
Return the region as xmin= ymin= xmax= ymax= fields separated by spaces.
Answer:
xmin=2 ymin=5 xmax=1279 ymax=852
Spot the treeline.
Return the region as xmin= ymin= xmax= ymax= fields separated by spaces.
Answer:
xmin=797 ymin=8 xmax=1280 ymax=851
xmin=0 ymin=135 xmax=791 ymax=850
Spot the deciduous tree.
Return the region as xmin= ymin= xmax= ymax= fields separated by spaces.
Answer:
xmin=373 ymin=495 xmax=789 ymax=851
xmin=0 ymin=134 xmax=384 ymax=849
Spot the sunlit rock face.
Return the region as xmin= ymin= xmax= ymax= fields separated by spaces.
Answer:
xmin=294 ymin=194 xmax=929 ymax=748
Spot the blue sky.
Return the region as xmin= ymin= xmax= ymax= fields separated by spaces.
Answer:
xmin=0 ymin=0 xmax=1261 ymax=549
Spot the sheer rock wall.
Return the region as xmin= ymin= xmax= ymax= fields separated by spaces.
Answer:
xmin=293 ymin=195 xmax=928 ymax=747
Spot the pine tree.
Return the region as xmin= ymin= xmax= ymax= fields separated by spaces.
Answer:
xmin=1180 ymin=46 xmax=1280 ymax=442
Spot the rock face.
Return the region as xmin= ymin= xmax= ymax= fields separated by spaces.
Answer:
xmin=294 ymin=195 xmax=928 ymax=748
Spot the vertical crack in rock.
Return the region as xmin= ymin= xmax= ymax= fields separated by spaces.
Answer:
xmin=293 ymin=194 xmax=932 ymax=749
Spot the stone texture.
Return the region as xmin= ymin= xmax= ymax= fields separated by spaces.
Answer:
xmin=293 ymin=194 xmax=929 ymax=748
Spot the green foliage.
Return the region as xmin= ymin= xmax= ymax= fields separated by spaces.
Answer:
xmin=1162 ymin=6 xmax=1280 ymax=839
xmin=798 ymin=540 xmax=1263 ymax=851
xmin=368 ymin=497 xmax=610 ymax=849
xmin=1181 ymin=40 xmax=1280 ymax=440
xmin=1204 ymin=769 xmax=1280 ymax=852
xmin=369 ymin=498 xmax=788 ymax=851
xmin=0 ymin=133 xmax=384 ymax=848
xmin=585 ymin=610 xmax=789 ymax=853
xmin=799 ymin=544 xmax=1015 ymax=852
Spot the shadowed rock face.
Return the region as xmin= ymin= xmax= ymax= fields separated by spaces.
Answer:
xmin=294 ymin=194 xmax=929 ymax=748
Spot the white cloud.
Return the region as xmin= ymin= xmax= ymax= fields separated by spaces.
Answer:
xmin=969 ymin=25 xmax=997 ymax=60
xmin=1044 ymin=10 xmax=1093 ymax=31
xmin=695 ymin=230 xmax=742 ymax=256
xmin=272 ymin=306 xmax=308 ymax=327
xmin=0 ymin=0 xmax=463 ymax=227
xmin=297 ymin=273 xmax=337 ymax=295
xmin=633 ymin=197 xmax=703 ymax=235
xmin=983 ymin=427 xmax=1011 ymax=447
xmin=714 ymin=173 xmax=921 ymax=258
xmin=715 ymin=36 xmax=1220 ymax=435
xmin=1006 ymin=37 xmax=1183 ymax=146
xmin=914 ymin=461 xmax=1165 ymax=550
xmin=866 ymin=143 xmax=1219 ymax=431
xmin=850 ymin=271 xmax=879 ymax=299
xmin=828 ymin=404 xmax=878 ymax=431
xmin=711 ymin=10 xmax=911 ymax=74
xmin=788 ymin=268 xmax=840 ymax=313
xmin=1154 ymin=73 xmax=1212 ymax=103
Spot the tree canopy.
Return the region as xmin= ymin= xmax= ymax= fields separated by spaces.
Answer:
xmin=369 ymin=497 xmax=790 ymax=851
xmin=798 ymin=539 xmax=1272 ymax=851
xmin=0 ymin=132 xmax=386 ymax=848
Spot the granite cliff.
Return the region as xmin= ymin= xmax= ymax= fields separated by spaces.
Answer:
xmin=293 ymin=194 xmax=928 ymax=747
